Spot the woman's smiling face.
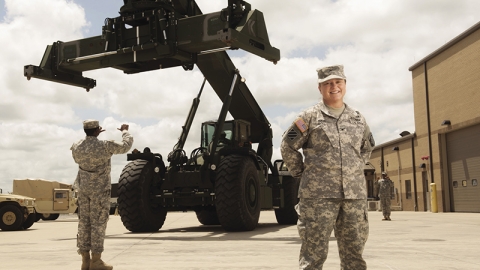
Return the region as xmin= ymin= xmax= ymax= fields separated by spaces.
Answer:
xmin=318 ymin=78 xmax=346 ymax=108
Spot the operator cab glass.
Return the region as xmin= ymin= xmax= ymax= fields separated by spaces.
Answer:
xmin=201 ymin=122 xmax=233 ymax=148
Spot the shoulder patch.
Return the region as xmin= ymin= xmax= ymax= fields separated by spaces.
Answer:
xmin=286 ymin=128 xmax=299 ymax=141
xmin=294 ymin=118 xmax=308 ymax=133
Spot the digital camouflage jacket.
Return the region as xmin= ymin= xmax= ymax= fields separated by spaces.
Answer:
xmin=281 ymin=102 xmax=374 ymax=199
xmin=71 ymin=131 xmax=133 ymax=193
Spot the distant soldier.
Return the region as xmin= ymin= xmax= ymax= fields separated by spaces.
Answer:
xmin=71 ymin=120 xmax=133 ymax=270
xmin=281 ymin=65 xmax=375 ymax=270
xmin=376 ymin=172 xmax=393 ymax=221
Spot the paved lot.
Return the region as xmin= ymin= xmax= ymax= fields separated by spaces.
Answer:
xmin=0 ymin=210 xmax=479 ymax=270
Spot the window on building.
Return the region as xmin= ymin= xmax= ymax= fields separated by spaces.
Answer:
xmin=405 ymin=180 xmax=412 ymax=199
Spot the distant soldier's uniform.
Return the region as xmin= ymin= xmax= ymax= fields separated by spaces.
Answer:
xmin=71 ymin=119 xmax=133 ymax=270
xmin=376 ymin=173 xmax=393 ymax=220
xmin=281 ymin=65 xmax=375 ymax=270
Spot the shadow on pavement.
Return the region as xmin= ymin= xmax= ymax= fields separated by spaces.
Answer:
xmin=106 ymin=222 xmax=301 ymax=243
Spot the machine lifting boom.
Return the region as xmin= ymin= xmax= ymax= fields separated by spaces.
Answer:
xmin=24 ymin=0 xmax=298 ymax=232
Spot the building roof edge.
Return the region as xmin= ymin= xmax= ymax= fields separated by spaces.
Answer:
xmin=409 ymin=20 xmax=480 ymax=71
xmin=373 ymin=132 xmax=416 ymax=151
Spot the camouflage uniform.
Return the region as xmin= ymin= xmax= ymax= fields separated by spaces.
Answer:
xmin=281 ymin=100 xmax=374 ymax=270
xmin=376 ymin=176 xmax=393 ymax=219
xmin=71 ymin=121 xmax=133 ymax=254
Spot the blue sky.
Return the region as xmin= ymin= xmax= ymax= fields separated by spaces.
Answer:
xmin=1 ymin=0 xmax=480 ymax=191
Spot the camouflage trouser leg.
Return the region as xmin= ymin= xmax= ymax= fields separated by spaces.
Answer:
xmin=296 ymin=198 xmax=368 ymax=270
xmin=335 ymin=200 xmax=369 ymax=270
xmin=77 ymin=191 xmax=110 ymax=254
xmin=380 ymin=197 xmax=391 ymax=217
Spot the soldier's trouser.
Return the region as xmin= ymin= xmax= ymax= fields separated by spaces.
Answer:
xmin=296 ymin=198 xmax=369 ymax=270
xmin=77 ymin=190 xmax=110 ymax=254
xmin=380 ymin=196 xmax=391 ymax=217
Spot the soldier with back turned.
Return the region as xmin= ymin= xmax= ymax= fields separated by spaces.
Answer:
xmin=71 ymin=119 xmax=133 ymax=270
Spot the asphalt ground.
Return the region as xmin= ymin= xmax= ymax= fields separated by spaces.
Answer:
xmin=0 ymin=210 xmax=479 ymax=270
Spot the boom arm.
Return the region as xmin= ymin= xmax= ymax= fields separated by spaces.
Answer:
xmin=24 ymin=0 xmax=279 ymax=89
xmin=24 ymin=0 xmax=278 ymax=161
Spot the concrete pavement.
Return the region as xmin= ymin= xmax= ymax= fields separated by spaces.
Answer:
xmin=0 ymin=210 xmax=479 ymax=269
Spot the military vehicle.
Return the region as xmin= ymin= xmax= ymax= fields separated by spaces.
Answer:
xmin=12 ymin=179 xmax=78 ymax=221
xmin=24 ymin=0 xmax=298 ymax=232
xmin=0 ymin=190 xmax=36 ymax=231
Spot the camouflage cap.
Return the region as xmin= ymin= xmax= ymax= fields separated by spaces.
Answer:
xmin=316 ymin=65 xmax=346 ymax=83
xmin=83 ymin=119 xmax=99 ymax=129
xmin=381 ymin=171 xmax=387 ymax=175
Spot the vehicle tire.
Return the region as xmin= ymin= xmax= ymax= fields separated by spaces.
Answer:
xmin=22 ymin=213 xmax=36 ymax=229
xmin=34 ymin=213 xmax=41 ymax=222
xmin=41 ymin=213 xmax=59 ymax=221
xmin=195 ymin=207 xmax=220 ymax=225
xmin=274 ymin=176 xmax=300 ymax=225
xmin=109 ymin=206 xmax=117 ymax=215
xmin=0 ymin=205 xmax=24 ymax=231
xmin=118 ymin=160 xmax=167 ymax=232
xmin=215 ymin=155 xmax=261 ymax=231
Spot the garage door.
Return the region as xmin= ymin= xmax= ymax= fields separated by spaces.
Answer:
xmin=446 ymin=124 xmax=480 ymax=212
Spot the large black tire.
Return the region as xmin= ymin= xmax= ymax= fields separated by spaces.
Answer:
xmin=0 ymin=205 xmax=24 ymax=231
xmin=215 ymin=155 xmax=261 ymax=231
xmin=41 ymin=213 xmax=59 ymax=221
xmin=118 ymin=160 xmax=167 ymax=232
xmin=274 ymin=177 xmax=300 ymax=225
xmin=22 ymin=213 xmax=36 ymax=229
xmin=195 ymin=207 xmax=220 ymax=225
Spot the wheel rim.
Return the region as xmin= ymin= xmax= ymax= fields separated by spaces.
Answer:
xmin=3 ymin=211 xmax=17 ymax=226
xmin=247 ymin=177 xmax=258 ymax=208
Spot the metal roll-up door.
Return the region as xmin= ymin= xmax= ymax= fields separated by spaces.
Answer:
xmin=446 ymin=124 xmax=480 ymax=212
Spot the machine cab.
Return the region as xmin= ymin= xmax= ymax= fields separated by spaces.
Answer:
xmin=201 ymin=119 xmax=251 ymax=151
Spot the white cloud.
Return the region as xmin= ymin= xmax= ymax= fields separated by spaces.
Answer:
xmin=1 ymin=0 xmax=479 ymax=191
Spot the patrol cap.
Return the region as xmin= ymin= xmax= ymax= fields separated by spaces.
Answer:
xmin=316 ymin=65 xmax=346 ymax=83
xmin=381 ymin=171 xmax=387 ymax=175
xmin=83 ymin=119 xmax=99 ymax=129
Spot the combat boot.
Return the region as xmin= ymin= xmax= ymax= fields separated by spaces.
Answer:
xmin=79 ymin=250 xmax=90 ymax=270
xmin=90 ymin=253 xmax=113 ymax=270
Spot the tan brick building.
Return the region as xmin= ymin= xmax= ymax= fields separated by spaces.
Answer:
xmin=368 ymin=21 xmax=480 ymax=213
